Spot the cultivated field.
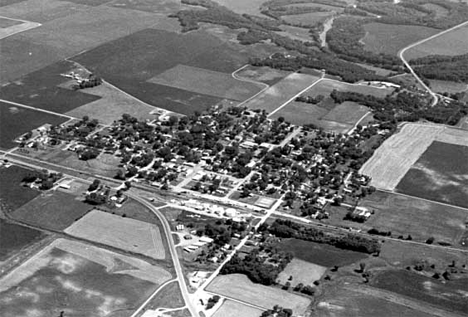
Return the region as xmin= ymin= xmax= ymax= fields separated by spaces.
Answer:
xmin=0 ymin=219 xmax=44 ymax=262
xmin=0 ymin=165 xmax=40 ymax=212
xmin=0 ymin=101 xmax=68 ymax=149
xmin=244 ymin=73 xmax=320 ymax=114
xmin=212 ymin=300 xmax=263 ymax=317
xmin=235 ymin=66 xmax=290 ymax=85
xmin=361 ymin=23 xmax=439 ymax=56
xmin=0 ymin=18 xmax=40 ymax=40
xmin=405 ymin=25 xmax=468 ymax=60
xmin=321 ymin=101 xmax=369 ymax=125
xmin=359 ymin=123 xmax=445 ymax=190
xmin=65 ymin=210 xmax=166 ymax=259
xmin=270 ymin=101 xmax=329 ymax=126
xmin=301 ymin=79 xmax=395 ymax=99
xmin=277 ymin=258 xmax=327 ymax=286
xmin=207 ymin=274 xmax=311 ymax=314
xmin=396 ymin=141 xmax=468 ymax=208
xmin=0 ymin=238 xmax=171 ymax=317
xmin=149 ymin=64 xmax=263 ymax=101
xmin=11 ymin=190 xmax=91 ymax=231
xmin=212 ymin=0 xmax=267 ymax=17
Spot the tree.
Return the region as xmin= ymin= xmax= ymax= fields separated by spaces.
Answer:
xmin=88 ymin=179 xmax=100 ymax=192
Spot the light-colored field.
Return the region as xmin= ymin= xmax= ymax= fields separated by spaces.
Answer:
xmin=277 ymin=25 xmax=314 ymax=42
xmin=277 ymin=258 xmax=327 ymax=286
xmin=212 ymin=0 xmax=267 ymax=17
xmin=271 ymin=101 xmax=329 ymax=125
xmin=361 ymin=23 xmax=439 ymax=56
xmin=244 ymin=73 xmax=320 ymax=113
xmin=207 ymin=274 xmax=311 ymax=314
xmin=0 ymin=18 xmax=40 ymax=40
xmin=302 ymin=79 xmax=394 ymax=99
xmin=65 ymin=210 xmax=166 ymax=259
xmin=282 ymin=11 xmax=333 ymax=26
xmin=66 ymin=81 xmax=158 ymax=125
xmin=321 ymin=101 xmax=369 ymax=125
xmin=148 ymin=64 xmax=263 ymax=101
xmin=405 ymin=25 xmax=468 ymax=60
xmin=429 ymin=80 xmax=468 ymax=94
xmin=212 ymin=300 xmax=263 ymax=317
xmin=360 ymin=123 xmax=444 ymax=190
xmin=235 ymin=66 xmax=291 ymax=84
xmin=435 ymin=128 xmax=468 ymax=147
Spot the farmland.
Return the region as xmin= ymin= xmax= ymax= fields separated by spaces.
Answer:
xmin=299 ymin=79 xmax=395 ymax=99
xmin=0 ymin=101 xmax=68 ymax=149
xmin=243 ymin=73 xmax=320 ymax=114
xmin=282 ymin=11 xmax=333 ymax=27
xmin=429 ymin=80 xmax=468 ymax=94
xmin=0 ymin=219 xmax=44 ymax=262
xmin=277 ymin=258 xmax=327 ymax=286
xmin=64 ymin=210 xmax=166 ymax=259
xmin=212 ymin=300 xmax=263 ymax=317
xmin=405 ymin=25 xmax=468 ymax=60
xmin=235 ymin=65 xmax=290 ymax=86
xmin=212 ymin=0 xmax=267 ymax=17
xmin=0 ymin=17 xmax=22 ymax=28
xmin=148 ymin=64 xmax=263 ymax=101
xmin=396 ymin=141 xmax=468 ymax=208
xmin=361 ymin=23 xmax=439 ymax=56
xmin=0 ymin=165 xmax=40 ymax=213
xmin=0 ymin=238 xmax=171 ymax=317
xmin=10 ymin=190 xmax=91 ymax=231
xmin=276 ymin=238 xmax=367 ymax=268
xmin=207 ymin=274 xmax=311 ymax=314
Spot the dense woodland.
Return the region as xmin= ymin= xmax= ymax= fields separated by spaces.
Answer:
xmin=410 ymin=54 xmax=468 ymax=83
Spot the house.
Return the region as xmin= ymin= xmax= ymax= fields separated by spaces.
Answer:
xmin=199 ymin=236 xmax=214 ymax=243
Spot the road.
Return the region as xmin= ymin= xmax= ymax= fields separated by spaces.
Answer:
xmin=398 ymin=20 xmax=468 ymax=107
xmin=0 ymin=98 xmax=76 ymax=120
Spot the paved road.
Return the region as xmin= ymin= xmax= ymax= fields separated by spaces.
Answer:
xmin=398 ymin=20 xmax=468 ymax=107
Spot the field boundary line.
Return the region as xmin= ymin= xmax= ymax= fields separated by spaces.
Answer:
xmin=130 ymin=278 xmax=178 ymax=317
xmin=204 ymin=290 xmax=267 ymax=311
xmin=0 ymin=98 xmax=76 ymax=120
xmin=231 ymin=64 xmax=269 ymax=89
xmin=0 ymin=16 xmax=41 ymax=40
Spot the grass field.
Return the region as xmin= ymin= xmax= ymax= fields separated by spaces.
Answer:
xmin=270 ymin=101 xmax=329 ymax=126
xmin=65 ymin=210 xmax=166 ymax=259
xmin=149 ymin=64 xmax=263 ymax=101
xmin=282 ymin=11 xmax=334 ymax=26
xmin=212 ymin=0 xmax=267 ymax=17
xmin=244 ymin=73 xmax=320 ymax=113
xmin=212 ymin=300 xmax=263 ymax=317
xmin=360 ymin=123 xmax=444 ymax=190
xmin=0 ymin=238 xmax=171 ymax=317
xmin=405 ymin=25 xmax=468 ymax=60
xmin=361 ymin=23 xmax=440 ymax=56
xmin=0 ymin=165 xmax=40 ymax=213
xmin=301 ymin=79 xmax=394 ymax=99
xmin=0 ymin=101 xmax=68 ymax=149
xmin=145 ymin=280 xmax=184 ymax=310
xmin=321 ymin=101 xmax=369 ymax=125
xmin=429 ymin=80 xmax=468 ymax=94
xmin=277 ymin=238 xmax=367 ymax=268
xmin=277 ymin=258 xmax=327 ymax=286
xmin=0 ymin=219 xmax=44 ymax=261
xmin=10 ymin=190 xmax=91 ymax=231
xmin=277 ymin=25 xmax=314 ymax=42
xmin=235 ymin=66 xmax=290 ymax=86
xmin=207 ymin=274 xmax=310 ymax=314
xmin=396 ymin=141 xmax=468 ymax=208
xmin=371 ymin=269 xmax=468 ymax=314
xmin=0 ymin=17 xmax=22 ymax=28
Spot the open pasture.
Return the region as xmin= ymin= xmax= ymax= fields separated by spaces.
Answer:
xmin=360 ymin=191 xmax=467 ymax=245
xmin=0 ymin=102 xmax=68 ymax=150
xmin=0 ymin=238 xmax=171 ymax=317
xmin=320 ymin=101 xmax=369 ymax=126
xmin=276 ymin=238 xmax=367 ymax=268
xmin=359 ymin=123 xmax=444 ymax=190
xmin=0 ymin=17 xmax=21 ymax=28
xmin=108 ymin=0 xmax=184 ymax=14
xmin=0 ymin=19 xmax=40 ymax=39
xmin=282 ymin=11 xmax=334 ymax=26
xmin=277 ymin=258 xmax=327 ymax=286
xmin=11 ymin=190 xmax=91 ymax=231
xmin=243 ymin=73 xmax=320 ymax=114
xmin=405 ymin=25 xmax=468 ymax=60
xmin=302 ymin=79 xmax=394 ymax=98
xmin=361 ymin=23 xmax=439 ymax=56
xmin=277 ymin=25 xmax=314 ymax=42
xmin=235 ymin=66 xmax=290 ymax=85
xmin=212 ymin=0 xmax=267 ymax=17
xmin=207 ymin=274 xmax=311 ymax=314
xmin=0 ymin=219 xmax=44 ymax=262
xmin=149 ymin=64 xmax=263 ymax=102
xmin=396 ymin=141 xmax=468 ymax=208
xmin=0 ymin=165 xmax=40 ymax=212
xmin=270 ymin=100 xmax=329 ymax=126
xmin=429 ymin=80 xmax=468 ymax=94
xmin=212 ymin=300 xmax=263 ymax=317
xmin=65 ymin=210 xmax=166 ymax=259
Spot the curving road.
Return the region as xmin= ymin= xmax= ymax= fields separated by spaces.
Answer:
xmin=398 ymin=20 xmax=468 ymax=107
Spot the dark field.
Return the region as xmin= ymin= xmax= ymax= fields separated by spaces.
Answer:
xmin=396 ymin=141 xmax=468 ymax=208
xmin=0 ymin=165 xmax=40 ymax=212
xmin=0 ymin=219 xmax=44 ymax=261
xmin=372 ymin=270 xmax=468 ymax=314
xmin=11 ymin=191 xmax=91 ymax=231
xmin=59 ymin=0 xmax=112 ymax=6
xmin=276 ymin=238 xmax=367 ymax=267
xmin=0 ymin=102 xmax=68 ymax=149
xmin=73 ymin=28 xmax=251 ymax=115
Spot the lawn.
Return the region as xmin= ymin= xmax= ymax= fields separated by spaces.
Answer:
xmin=149 ymin=64 xmax=263 ymax=101
xmin=207 ymin=274 xmax=310 ymax=314
xmin=0 ymin=165 xmax=40 ymax=213
xmin=396 ymin=141 xmax=468 ymax=208
xmin=277 ymin=258 xmax=327 ymax=286
xmin=405 ymin=25 xmax=468 ymax=60
xmin=65 ymin=210 xmax=166 ymax=259
xmin=361 ymin=22 xmax=440 ymax=56
xmin=276 ymin=238 xmax=367 ymax=268
xmin=212 ymin=300 xmax=263 ymax=317
xmin=371 ymin=269 xmax=468 ymax=314
xmin=244 ymin=73 xmax=320 ymax=114
xmin=10 ymin=190 xmax=92 ymax=231
xmin=0 ymin=219 xmax=44 ymax=261
xmin=0 ymin=101 xmax=68 ymax=149
xmin=0 ymin=238 xmax=171 ymax=317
